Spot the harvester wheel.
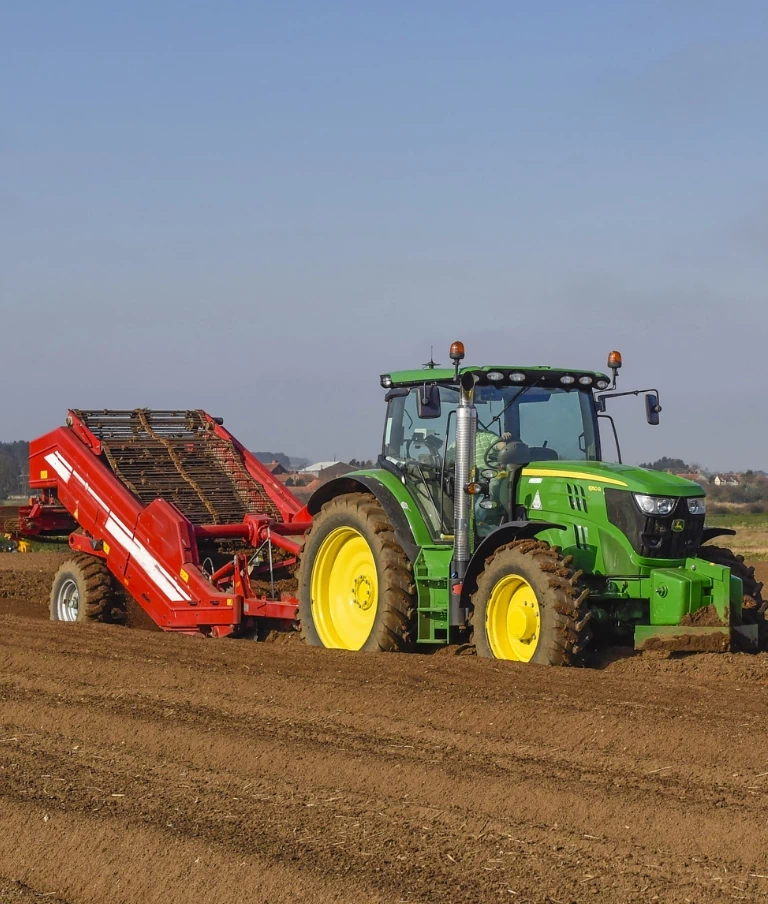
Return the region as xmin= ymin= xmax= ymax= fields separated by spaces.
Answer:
xmin=297 ymin=493 xmax=416 ymax=652
xmin=471 ymin=539 xmax=592 ymax=665
xmin=700 ymin=544 xmax=766 ymax=640
xmin=50 ymin=554 xmax=125 ymax=625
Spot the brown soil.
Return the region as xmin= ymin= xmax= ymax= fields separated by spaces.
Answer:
xmin=2 ymin=558 xmax=768 ymax=902
xmin=638 ymin=629 xmax=730 ymax=653
xmin=0 ymin=552 xmax=69 ymax=613
xmin=753 ymin=561 xmax=768 ymax=587
xmin=0 ymin=553 xmax=157 ymax=630
xmin=679 ymin=603 xmax=726 ymax=627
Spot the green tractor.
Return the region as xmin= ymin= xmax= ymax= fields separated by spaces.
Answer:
xmin=297 ymin=343 xmax=764 ymax=663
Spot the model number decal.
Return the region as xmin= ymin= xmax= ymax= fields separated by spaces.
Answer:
xmin=588 ymin=485 xmax=603 ymax=493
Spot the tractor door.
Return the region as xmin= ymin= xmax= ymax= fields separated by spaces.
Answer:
xmin=382 ymin=386 xmax=458 ymax=540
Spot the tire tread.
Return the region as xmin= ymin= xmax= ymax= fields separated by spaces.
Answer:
xmin=297 ymin=493 xmax=416 ymax=652
xmin=470 ymin=538 xmax=592 ymax=666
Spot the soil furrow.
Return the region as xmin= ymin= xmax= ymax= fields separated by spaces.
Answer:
xmin=1 ymin=556 xmax=768 ymax=902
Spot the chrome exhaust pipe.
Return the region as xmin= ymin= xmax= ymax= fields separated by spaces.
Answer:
xmin=450 ymin=372 xmax=477 ymax=625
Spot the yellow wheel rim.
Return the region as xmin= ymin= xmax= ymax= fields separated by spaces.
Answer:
xmin=485 ymin=573 xmax=541 ymax=662
xmin=310 ymin=526 xmax=379 ymax=650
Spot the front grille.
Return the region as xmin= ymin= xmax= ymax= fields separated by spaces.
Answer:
xmin=605 ymin=489 xmax=704 ymax=559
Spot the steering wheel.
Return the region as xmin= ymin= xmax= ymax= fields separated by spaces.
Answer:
xmin=483 ymin=432 xmax=512 ymax=469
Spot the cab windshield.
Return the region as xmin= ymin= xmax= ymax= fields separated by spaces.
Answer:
xmin=473 ymin=384 xmax=599 ymax=465
xmin=382 ymin=382 xmax=599 ymax=538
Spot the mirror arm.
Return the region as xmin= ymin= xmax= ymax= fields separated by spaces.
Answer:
xmin=597 ymin=387 xmax=660 ymax=404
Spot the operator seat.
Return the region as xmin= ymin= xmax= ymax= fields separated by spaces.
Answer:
xmin=498 ymin=441 xmax=532 ymax=467
xmin=526 ymin=446 xmax=559 ymax=462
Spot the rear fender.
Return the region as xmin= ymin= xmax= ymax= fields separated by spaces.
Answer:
xmin=307 ymin=475 xmax=422 ymax=562
xmin=700 ymin=527 xmax=737 ymax=545
xmin=461 ymin=520 xmax=565 ymax=604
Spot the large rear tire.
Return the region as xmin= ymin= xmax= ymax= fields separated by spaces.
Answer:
xmin=297 ymin=494 xmax=416 ymax=652
xmin=471 ymin=539 xmax=592 ymax=665
xmin=50 ymin=554 xmax=125 ymax=624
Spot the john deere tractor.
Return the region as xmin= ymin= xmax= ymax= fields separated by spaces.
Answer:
xmin=297 ymin=343 xmax=764 ymax=663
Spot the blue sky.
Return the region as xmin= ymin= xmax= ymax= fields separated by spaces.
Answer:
xmin=2 ymin=1 xmax=767 ymax=469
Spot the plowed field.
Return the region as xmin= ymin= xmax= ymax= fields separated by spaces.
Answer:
xmin=1 ymin=555 xmax=768 ymax=903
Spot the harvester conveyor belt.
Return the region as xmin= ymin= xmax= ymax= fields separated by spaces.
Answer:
xmin=72 ymin=409 xmax=283 ymax=525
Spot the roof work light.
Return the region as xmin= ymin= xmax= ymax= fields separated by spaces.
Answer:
xmin=450 ymin=341 xmax=465 ymax=378
xmin=607 ymin=350 xmax=623 ymax=388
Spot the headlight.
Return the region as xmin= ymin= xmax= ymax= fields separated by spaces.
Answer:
xmin=633 ymin=494 xmax=675 ymax=516
xmin=595 ymin=379 xmax=610 ymax=390
xmin=380 ymin=374 xmax=392 ymax=388
xmin=486 ymin=371 xmax=504 ymax=381
xmin=687 ymin=497 xmax=706 ymax=515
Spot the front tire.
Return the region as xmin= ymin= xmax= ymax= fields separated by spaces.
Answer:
xmin=50 ymin=554 xmax=124 ymax=624
xmin=471 ymin=539 xmax=592 ymax=665
xmin=297 ymin=494 xmax=416 ymax=651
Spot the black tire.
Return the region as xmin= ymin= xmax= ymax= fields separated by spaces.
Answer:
xmin=700 ymin=544 xmax=766 ymax=641
xmin=50 ymin=554 xmax=126 ymax=624
xmin=471 ymin=539 xmax=592 ymax=665
xmin=297 ymin=493 xmax=416 ymax=652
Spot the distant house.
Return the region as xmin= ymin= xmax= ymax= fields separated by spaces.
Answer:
xmin=676 ymin=472 xmax=708 ymax=485
xmin=289 ymin=478 xmax=323 ymax=505
xmin=713 ymin=473 xmax=740 ymax=487
xmin=264 ymin=460 xmax=289 ymax=476
xmin=299 ymin=461 xmax=354 ymax=481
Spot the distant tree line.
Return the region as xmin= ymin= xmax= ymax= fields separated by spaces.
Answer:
xmin=639 ymin=456 xmax=768 ymax=512
xmin=639 ymin=456 xmax=701 ymax=473
xmin=254 ymin=452 xmax=310 ymax=470
xmin=0 ymin=441 xmax=29 ymax=499
xmin=348 ymin=458 xmax=374 ymax=469
xmin=709 ymin=472 xmax=768 ymax=511
xmin=284 ymin=475 xmax=313 ymax=487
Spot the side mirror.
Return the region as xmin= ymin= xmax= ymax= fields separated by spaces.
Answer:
xmin=416 ymin=384 xmax=442 ymax=419
xmin=645 ymin=393 xmax=661 ymax=426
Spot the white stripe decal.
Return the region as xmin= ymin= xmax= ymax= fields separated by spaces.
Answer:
xmin=68 ymin=468 xmax=109 ymax=513
xmin=105 ymin=515 xmax=190 ymax=602
xmin=53 ymin=451 xmax=73 ymax=475
xmin=45 ymin=452 xmax=71 ymax=483
xmin=51 ymin=451 xmax=193 ymax=602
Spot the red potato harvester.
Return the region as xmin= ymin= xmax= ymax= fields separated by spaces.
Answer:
xmin=26 ymin=410 xmax=311 ymax=636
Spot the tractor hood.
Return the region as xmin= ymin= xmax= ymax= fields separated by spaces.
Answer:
xmin=520 ymin=461 xmax=705 ymax=497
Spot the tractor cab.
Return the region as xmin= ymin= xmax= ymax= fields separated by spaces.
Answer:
xmin=380 ymin=365 xmax=604 ymax=541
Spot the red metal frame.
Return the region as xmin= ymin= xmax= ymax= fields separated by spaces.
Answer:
xmin=28 ymin=410 xmax=312 ymax=635
xmin=14 ymin=490 xmax=78 ymax=538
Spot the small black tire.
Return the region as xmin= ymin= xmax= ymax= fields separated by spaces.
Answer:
xmin=297 ymin=493 xmax=416 ymax=652
xmin=471 ymin=538 xmax=592 ymax=666
xmin=50 ymin=554 xmax=125 ymax=624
